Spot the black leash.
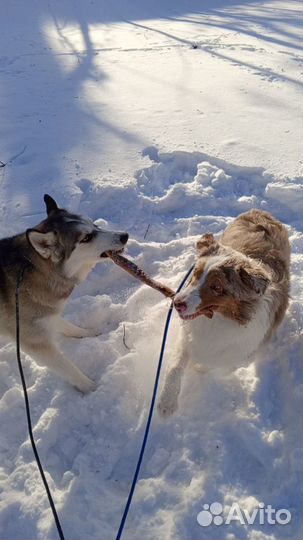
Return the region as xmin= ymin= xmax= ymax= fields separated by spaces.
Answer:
xmin=15 ymin=267 xmax=65 ymax=540
xmin=14 ymin=263 xmax=194 ymax=540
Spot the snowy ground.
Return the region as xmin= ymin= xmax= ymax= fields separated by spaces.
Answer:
xmin=0 ymin=1 xmax=302 ymax=539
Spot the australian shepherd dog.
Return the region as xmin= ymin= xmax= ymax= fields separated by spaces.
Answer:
xmin=158 ymin=210 xmax=290 ymax=417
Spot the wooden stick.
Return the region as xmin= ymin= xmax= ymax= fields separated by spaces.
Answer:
xmin=107 ymin=251 xmax=175 ymax=298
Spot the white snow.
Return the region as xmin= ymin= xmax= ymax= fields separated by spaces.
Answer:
xmin=0 ymin=1 xmax=302 ymax=539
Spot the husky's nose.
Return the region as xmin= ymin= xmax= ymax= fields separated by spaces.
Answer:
xmin=120 ymin=233 xmax=129 ymax=245
xmin=174 ymin=299 xmax=187 ymax=313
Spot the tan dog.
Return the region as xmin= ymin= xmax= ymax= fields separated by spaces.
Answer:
xmin=158 ymin=210 xmax=290 ymax=417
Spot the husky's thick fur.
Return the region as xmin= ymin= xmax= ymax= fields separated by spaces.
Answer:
xmin=158 ymin=209 xmax=290 ymax=417
xmin=0 ymin=195 xmax=128 ymax=392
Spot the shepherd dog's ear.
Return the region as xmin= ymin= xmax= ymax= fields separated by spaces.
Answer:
xmin=196 ymin=233 xmax=220 ymax=256
xmin=44 ymin=194 xmax=58 ymax=216
xmin=238 ymin=265 xmax=270 ymax=296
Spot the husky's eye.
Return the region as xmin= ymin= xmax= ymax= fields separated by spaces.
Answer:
xmin=80 ymin=233 xmax=94 ymax=244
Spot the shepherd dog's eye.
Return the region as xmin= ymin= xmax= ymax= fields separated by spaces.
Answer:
xmin=210 ymin=282 xmax=223 ymax=295
xmin=80 ymin=233 xmax=94 ymax=244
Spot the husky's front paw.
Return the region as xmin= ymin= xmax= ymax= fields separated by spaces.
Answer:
xmin=157 ymin=393 xmax=179 ymax=419
xmin=82 ymin=327 xmax=102 ymax=338
xmin=60 ymin=319 xmax=102 ymax=339
xmin=75 ymin=377 xmax=97 ymax=394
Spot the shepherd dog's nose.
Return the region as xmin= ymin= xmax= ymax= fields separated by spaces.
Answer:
xmin=174 ymin=299 xmax=187 ymax=313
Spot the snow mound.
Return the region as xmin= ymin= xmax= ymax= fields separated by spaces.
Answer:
xmin=1 ymin=150 xmax=302 ymax=540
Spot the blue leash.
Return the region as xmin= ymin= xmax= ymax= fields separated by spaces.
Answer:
xmin=116 ymin=265 xmax=194 ymax=540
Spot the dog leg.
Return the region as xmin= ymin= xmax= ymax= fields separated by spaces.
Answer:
xmin=58 ymin=318 xmax=101 ymax=338
xmin=22 ymin=341 xmax=97 ymax=393
xmin=157 ymin=348 xmax=189 ymax=419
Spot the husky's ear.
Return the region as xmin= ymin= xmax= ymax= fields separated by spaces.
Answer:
xmin=196 ymin=233 xmax=219 ymax=256
xmin=26 ymin=230 xmax=57 ymax=259
xmin=44 ymin=194 xmax=58 ymax=216
xmin=238 ymin=265 xmax=270 ymax=296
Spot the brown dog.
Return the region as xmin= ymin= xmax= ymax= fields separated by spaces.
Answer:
xmin=158 ymin=210 xmax=290 ymax=417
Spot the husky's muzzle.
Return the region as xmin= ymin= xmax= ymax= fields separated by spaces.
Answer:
xmin=100 ymin=232 xmax=129 ymax=258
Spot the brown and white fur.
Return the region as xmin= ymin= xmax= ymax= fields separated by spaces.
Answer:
xmin=0 ymin=195 xmax=129 ymax=393
xmin=158 ymin=209 xmax=290 ymax=418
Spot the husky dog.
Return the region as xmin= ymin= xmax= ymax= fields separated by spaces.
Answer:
xmin=0 ymin=195 xmax=129 ymax=393
xmin=158 ymin=209 xmax=290 ymax=417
